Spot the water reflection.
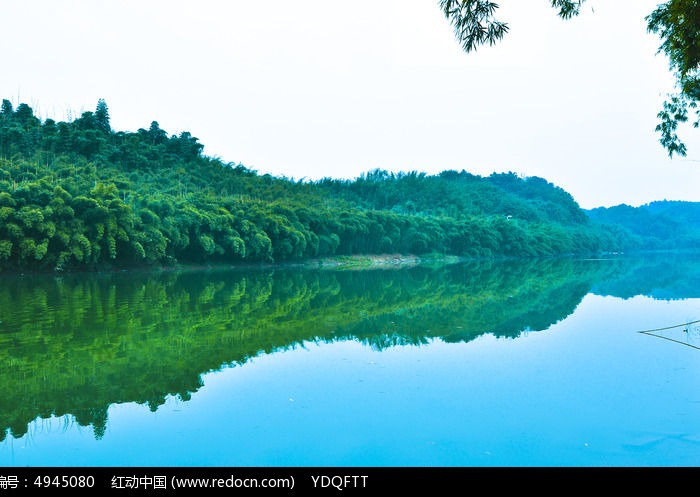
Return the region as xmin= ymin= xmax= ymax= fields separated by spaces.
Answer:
xmin=1 ymin=253 xmax=698 ymax=443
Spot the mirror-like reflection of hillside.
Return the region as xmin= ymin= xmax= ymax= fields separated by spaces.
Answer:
xmin=590 ymin=251 xmax=700 ymax=299
xmin=1 ymin=253 xmax=699 ymax=446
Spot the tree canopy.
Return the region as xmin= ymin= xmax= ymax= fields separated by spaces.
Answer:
xmin=439 ymin=0 xmax=700 ymax=158
xmin=0 ymin=98 xmax=650 ymax=272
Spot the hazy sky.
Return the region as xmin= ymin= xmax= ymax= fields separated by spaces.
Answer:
xmin=2 ymin=0 xmax=699 ymax=209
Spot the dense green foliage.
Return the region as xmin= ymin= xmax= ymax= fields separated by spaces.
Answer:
xmin=0 ymin=99 xmax=630 ymax=271
xmin=586 ymin=200 xmax=700 ymax=250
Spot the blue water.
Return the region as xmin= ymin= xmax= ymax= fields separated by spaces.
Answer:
xmin=2 ymin=257 xmax=700 ymax=466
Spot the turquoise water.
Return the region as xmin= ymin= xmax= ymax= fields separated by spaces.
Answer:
xmin=1 ymin=255 xmax=700 ymax=466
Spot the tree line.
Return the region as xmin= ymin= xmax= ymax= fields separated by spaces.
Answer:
xmin=0 ymin=98 xmax=640 ymax=272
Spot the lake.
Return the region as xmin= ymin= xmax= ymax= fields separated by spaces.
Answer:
xmin=1 ymin=253 xmax=700 ymax=467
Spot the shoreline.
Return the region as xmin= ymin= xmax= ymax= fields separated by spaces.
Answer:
xmin=0 ymin=253 xmax=462 ymax=277
xmin=4 ymin=250 xmax=690 ymax=277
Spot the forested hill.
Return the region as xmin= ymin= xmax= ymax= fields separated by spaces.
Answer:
xmin=0 ymin=99 xmax=633 ymax=271
xmin=586 ymin=200 xmax=700 ymax=250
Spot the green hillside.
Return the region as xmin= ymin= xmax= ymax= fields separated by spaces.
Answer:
xmin=586 ymin=200 xmax=700 ymax=250
xmin=0 ymin=99 xmax=632 ymax=271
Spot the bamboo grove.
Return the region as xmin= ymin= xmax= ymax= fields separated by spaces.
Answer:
xmin=0 ymin=99 xmax=640 ymax=271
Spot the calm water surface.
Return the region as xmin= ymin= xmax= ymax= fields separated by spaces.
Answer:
xmin=1 ymin=254 xmax=700 ymax=466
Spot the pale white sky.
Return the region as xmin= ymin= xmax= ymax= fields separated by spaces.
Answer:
xmin=2 ymin=0 xmax=699 ymax=209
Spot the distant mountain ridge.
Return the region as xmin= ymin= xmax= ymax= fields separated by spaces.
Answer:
xmin=586 ymin=200 xmax=700 ymax=250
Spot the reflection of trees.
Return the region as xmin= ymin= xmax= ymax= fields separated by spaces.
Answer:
xmin=591 ymin=252 xmax=700 ymax=300
xmin=0 ymin=256 xmax=638 ymax=441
